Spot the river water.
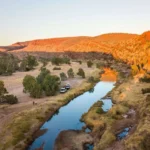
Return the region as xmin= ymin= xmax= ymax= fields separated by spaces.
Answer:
xmin=28 ymin=81 xmax=115 ymax=150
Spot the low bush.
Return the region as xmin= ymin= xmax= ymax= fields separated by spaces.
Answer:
xmin=88 ymin=76 xmax=95 ymax=83
xmin=140 ymin=76 xmax=150 ymax=83
xmin=142 ymin=88 xmax=150 ymax=94
xmin=53 ymin=67 xmax=61 ymax=70
xmin=87 ymin=61 xmax=93 ymax=68
xmin=1 ymin=95 xmax=18 ymax=104
xmin=96 ymin=107 xmax=104 ymax=114
xmin=51 ymin=57 xmax=70 ymax=65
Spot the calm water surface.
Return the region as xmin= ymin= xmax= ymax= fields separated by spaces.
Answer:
xmin=28 ymin=81 xmax=115 ymax=150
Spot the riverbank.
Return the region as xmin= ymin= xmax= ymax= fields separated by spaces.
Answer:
xmin=82 ymin=73 xmax=150 ymax=150
xmin=0 ymin=68 xmax=100 ymax=150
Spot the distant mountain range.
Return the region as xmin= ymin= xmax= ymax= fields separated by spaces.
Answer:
xmin=0 ymin=31 xmax=150 ymax=67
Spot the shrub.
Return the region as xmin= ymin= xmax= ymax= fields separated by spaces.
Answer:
xmin=88 ymin=76 xmax=95 ymax=83
xmin=0 ymin=54 xmax=19 ymax=75
xmin=20 ymin=55 xmax=38 ymax=71
xmin=36 ymin=68 xmax=50 ymax=84
xmin=60 ymin=72 xmax=68 ymax=81
xmin=1 ymin=95 xmax=18 ymax=104
xmin=96 ymin=107 xmax=104 ymax=114
xmin=77 ymin=68 xmax=85 ymax=78
xmin=67 ymin=68 xmax=74 ymax=78
xmin=0 ymin=80 xmax=8 ymax=96
xmin=87 ymin=61 xmax=93 ymax=68
xmin=42 ymin=75 xmax=60 ymax=96
xmin=39 ymin=57 xmax=49 ymax=67
xmin=30 ymin=83 xmax=42 ymax=98
xmin=23 ymin=75 xmax=37 ymax=93
xmin=140 ymin=76 xmax=150 ymax=83
xmin=53 ymin=67 xmax=61 ymax=70
xmin=96 ymin=63 xmax=101 ymax=68
xmin=142 ymin=88 xmax=150 ymax=94
xmin=79 ymin=61 xmax=82 ymax=64
xmin=51 ymin=57 xmax=70 ymax=65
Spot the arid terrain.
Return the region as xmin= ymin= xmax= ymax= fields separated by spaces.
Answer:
xmin=0 ymin=61 xmax=96 ymax=132
xmin=0 ymin=31 xmax=150 ymax=150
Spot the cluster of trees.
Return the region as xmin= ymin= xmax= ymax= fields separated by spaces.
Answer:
xmin=20 ymin=55 xmax=38 ymax=71
xmin=0 ymin=54 xmax=19 ymax=75
xmin=0 ymin=54 xmax=39 ymax=76
xmin=23 ymin=68 xmax=60 ymax=98
xmin=59 ymin=68 xmax=85 ymax=81
xmin=0 ymin=81 xmax=18 ymax=104
xmin=51 ymin=57 xmax=70 ymax=65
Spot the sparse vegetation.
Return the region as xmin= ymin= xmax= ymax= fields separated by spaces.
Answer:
xmin=53 ymin=67 xmax=61 ymax=70
xmin=51 ymin=57 xmax=70 ymax=65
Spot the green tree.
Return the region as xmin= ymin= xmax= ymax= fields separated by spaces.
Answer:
xmin=67 ymin=68 xmax=74 ymax=78
xmin=23 ymin=75 xmax=37 ymax=93
xmin=23 ymin=75 xmax=43 ymax=98
xmin=0 ymin=81 xmax=8 ymax=96
xmin=77 ymin=68 xmax=85 ymax=78
xmin=30 ymin=82 xmax=42 ymax=98
xmin=36 ymin=68 xmax=50 ymax=84
xmin=87 ymin=61 xmax=93 ymax=68
xmin=60 ymin=72 xmax=67 ymax=81
xmin=27 ymin=55 xmax=38 ymax=69
xmin=20 ymin=55 xmax=38 ymax=71
xmin=0 ymin=54 xmax=19 ymax=75
xmin=43 ymin=75 xmax=60 ymax=96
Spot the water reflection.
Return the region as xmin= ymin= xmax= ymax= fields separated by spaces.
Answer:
xmin=89 ymin=88 xmax=94 ymax=93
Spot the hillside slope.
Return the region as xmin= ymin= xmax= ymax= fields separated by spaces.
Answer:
xmin=2 ymin=32 xmax=150 ymax=67
xmin=1 ymin=33 xmax=137 ymax=52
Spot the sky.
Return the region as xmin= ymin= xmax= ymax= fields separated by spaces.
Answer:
xmin=0 ymin=0 xmax=150 ymax=45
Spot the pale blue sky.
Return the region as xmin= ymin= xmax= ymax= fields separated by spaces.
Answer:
xmin=0 ymin=0 xmax=150 ymax=45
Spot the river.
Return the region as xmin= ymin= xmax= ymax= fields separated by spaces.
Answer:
xmin=28 ymin=81 xmax=115 ymax=150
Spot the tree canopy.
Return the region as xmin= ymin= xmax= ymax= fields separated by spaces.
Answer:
xmin=77 ymin=68 xmax=85 ymax=78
